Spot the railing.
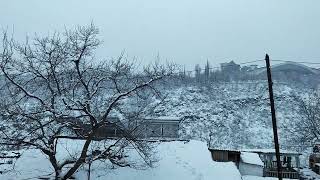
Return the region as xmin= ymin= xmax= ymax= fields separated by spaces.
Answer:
xmin=264 ymin=169 xmax=299 ymax=179
xmin=266 ymin=161 xmax=295 ymax=169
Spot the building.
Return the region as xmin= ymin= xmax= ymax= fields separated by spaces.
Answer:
xmin=62 ymin=117 xmax=127 ymax=139
xmin=208 ymin=148 xmax=301 ymax=179
xmin=133 ymin=116 xmax=181 ymax=139
xmin=60 ymin=116 xmax=181 ymax=140
xmin=243 ymin=149 xmax=301 ymax=179
xmin=220 ymin=61 xmax=241 ymax=73
xmin=220 ymin=61 xmax=241 ymax=81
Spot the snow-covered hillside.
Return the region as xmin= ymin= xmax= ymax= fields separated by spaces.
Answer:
xmin=0 ymin=81 xmax=316 ymax=179
xmin=149 ymin=82 xmax=310 ymax=151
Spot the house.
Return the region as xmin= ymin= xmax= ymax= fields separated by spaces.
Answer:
xmin=133 ymin=116 xmax=181 ymax=139
xmin=243 ymin=149 xmax=301 ymax=179
xmin=208 ymin=148 xmax=301 ymax=179
xmin=220 ymin=61 xmax=241 ymax=73
xmin=239 ymin=152 xmax=264 ymax=177
xmin=220 ymin=61 xmax=241 ymax=81
xmin=208 ymin=149 xmax=263 ymax=176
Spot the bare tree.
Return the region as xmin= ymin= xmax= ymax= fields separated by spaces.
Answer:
xmin=289 ymin=92 xmax=320 ymax=144
xmin=0 ymin=24 xmax=175 ymax=179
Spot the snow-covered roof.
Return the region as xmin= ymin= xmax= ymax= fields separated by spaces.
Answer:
xmin=240 ymin=152 xmax=264 ymax=166
xmin=208 ymin=147 xmax=241 ymax=153
xmin=242 ymin=149 xmax=301 ymax=156
xmin=145 ymin=116 xmax=180 ymax=120
xmin=144 ymin=116 xmax=181 ymax=122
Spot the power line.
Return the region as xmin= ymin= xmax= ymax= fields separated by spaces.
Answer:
xmin=271 ymin=59 xmax=320 ymax=65
xmin=238 ymin=59 xmax=265 ymax=65
xmin=121 ymin=57 xmax=320 ymax=81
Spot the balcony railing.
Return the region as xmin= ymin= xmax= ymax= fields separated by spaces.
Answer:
xmin=263 ymin=169 xmax=299 ymax=179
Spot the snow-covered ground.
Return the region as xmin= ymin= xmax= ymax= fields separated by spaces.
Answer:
xmin=0 ymin=139 xmax=303 ymax=180
xmin=0 ymin=83 xmax=315 ymax=180
xmin=0 ymin=140 xmax=242 ymax=180
xmin=300 ymin=168 xmax=320 ymax=179
xmin=76 ymin=140 xmax=242 ymax=180
xmin=242 ymin=176 xmax=293 ymax=180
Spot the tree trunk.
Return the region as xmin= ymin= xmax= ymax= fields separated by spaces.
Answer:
xmin=61 ymin=138 xmax=92 ymax=180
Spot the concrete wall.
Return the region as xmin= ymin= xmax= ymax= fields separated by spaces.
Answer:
xmin=239 ymin=162 xmax=263 ymax=177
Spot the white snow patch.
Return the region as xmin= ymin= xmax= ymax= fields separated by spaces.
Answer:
xmin=241 ymin=152 xmax=263 ymax=166
xmin=76 ymin=140 xmax=242 ymax=180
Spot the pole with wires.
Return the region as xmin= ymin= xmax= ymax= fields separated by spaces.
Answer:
xmin=265 ymin=54 xmax=282 ymax=180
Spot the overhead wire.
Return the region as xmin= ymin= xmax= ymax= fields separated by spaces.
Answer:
xmin=89 ymin=58 xmax=318 ymax=82
xmin=271 ymin=59 xmax=320 ymax=65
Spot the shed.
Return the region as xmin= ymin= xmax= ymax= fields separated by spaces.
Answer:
xmin=208 ymin=148 xmax=241 ymax=166
xmin=239 ymin=152 xmax=264 ymax=177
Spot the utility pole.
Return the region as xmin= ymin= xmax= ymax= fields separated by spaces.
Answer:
xmin=265 ymin=54 xmax=282 ymax=180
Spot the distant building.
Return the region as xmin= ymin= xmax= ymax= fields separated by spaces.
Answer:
xmin=133 ymin=116 xmax=181 ymax=139
xmin=241 ymin=65 xmax=258 ymax=72
xmin=62 ymin=117 xmax=127 ymax=139
xmin=220 ymin=61 xmax=241 ymax=81
xmin=220 ymin=61 xmax=240 ymax=73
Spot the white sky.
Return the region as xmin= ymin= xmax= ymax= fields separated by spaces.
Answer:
xmin=1 ymin=0 xmax=320 ymax=69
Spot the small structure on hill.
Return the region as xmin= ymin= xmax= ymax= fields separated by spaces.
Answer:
xmin=239 ymin=152 xmax=264 ymax=177
xmin=133 ymin=116 xmax=181 ymax=139
xmin=64 ymin=117 xmax=126 ymax=139
xmin=220 ymin=61 xmax=241 ymax=73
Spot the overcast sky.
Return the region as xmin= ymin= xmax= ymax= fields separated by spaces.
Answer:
xmin=1 ymin=0 xmax=320 ymax=69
